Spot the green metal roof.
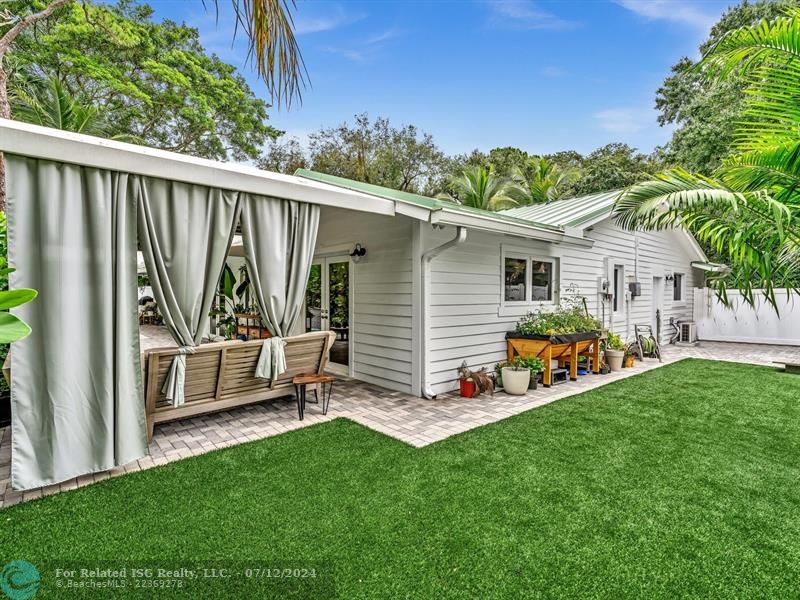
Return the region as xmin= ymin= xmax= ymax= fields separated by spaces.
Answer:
xmin=500 ymin=190 xmax=621 ymax=228
xmin=295 ymin=169 xmax=562 ymax=232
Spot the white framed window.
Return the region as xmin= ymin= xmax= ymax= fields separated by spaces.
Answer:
xmin=673 ymin=273 xmax=685 ymax=303
xmin=501 ymin=246 xmax=558 ymax=310
xmin=504 ymin=255 xmax=528 ymax=303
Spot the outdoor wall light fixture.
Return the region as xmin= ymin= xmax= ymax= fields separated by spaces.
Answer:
xmin=350 ymin=243 xmax=367 ymax=263
xmin=665 ymin=273 xmax=675 ymax=282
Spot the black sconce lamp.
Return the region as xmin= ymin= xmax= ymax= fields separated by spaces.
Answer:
xmin=350 ymin=243 xmax=367 ymax=263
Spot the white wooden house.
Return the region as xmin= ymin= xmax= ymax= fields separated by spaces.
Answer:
xmin=0 ymin=121 xmax=712 ymax=401
xmin=296 ymin=171 xmax=711 ymax=397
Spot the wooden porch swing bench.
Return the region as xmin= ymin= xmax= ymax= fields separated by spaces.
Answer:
xmin=142 ymin=330 xmax=335 ymax=440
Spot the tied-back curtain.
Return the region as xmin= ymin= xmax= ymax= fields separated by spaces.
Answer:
xmin=137 ymin=179 xmax=239 ymax=406
xmin=239 ymin=194 xmax=320 ymax=341
xmin=7 ymin=156 xmax=147 ymax=490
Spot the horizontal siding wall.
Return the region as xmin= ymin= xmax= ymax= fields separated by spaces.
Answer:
xmin=316 ymin=207 xmax=414 ymax=393
xmin=425 ymin=228 xmax=555 ymax=396
xmin=425 ymin=222 xmax=700 ymax=395
xmin=574 ymin=220 xmax=698 ymax=344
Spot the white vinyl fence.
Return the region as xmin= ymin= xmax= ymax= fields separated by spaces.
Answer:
xmin=693 ymin=288 xmax=800 ymax=346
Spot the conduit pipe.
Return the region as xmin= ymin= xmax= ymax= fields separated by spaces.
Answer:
xmin=421 ymin=226 xmax=468 ymax=399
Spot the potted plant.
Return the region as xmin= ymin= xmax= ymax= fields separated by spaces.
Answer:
xmin=494 ymin=361 xmax=507 ymax=388
xmin=623 ymin=342 xmax=637 ymax=368
xmin=605 ymin=332 xmax=625 ymax=371
xmin=457 ymin=361 xmax=494 ymax=397
xmin=501 ymin=357 xmax=532 ymax=395
xmin=515 ymin=356 xmax=544 ymax=389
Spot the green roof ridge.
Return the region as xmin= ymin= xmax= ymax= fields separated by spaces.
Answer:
xmin=295 ymin=169 xmax=562 ymax=232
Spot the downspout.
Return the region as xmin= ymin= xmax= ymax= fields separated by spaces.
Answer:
xmin=421 ymin=226 xmax=467 ymax=399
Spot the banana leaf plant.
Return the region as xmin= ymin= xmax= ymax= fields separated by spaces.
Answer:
xmin=0 ymin=269 xmax=37 ymax=343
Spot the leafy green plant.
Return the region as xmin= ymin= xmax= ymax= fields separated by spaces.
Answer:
xmin=515 ymin=304 xmax=600 ymax=336
xmin=606 ymin=332 xmax=625 ymax=351
xmin=512 ymin=356 xmax=545 ymax=374
xmin=0 ymin=273 xmax=37 ymax=343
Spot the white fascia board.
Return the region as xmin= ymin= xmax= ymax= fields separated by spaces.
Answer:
xmin=0 ymin=119 xmax=396 ymax=217
xmin=394 ymin=201 xmax=431 ymax=221
xmin=429 ymin=207 xmax=593 ymax=247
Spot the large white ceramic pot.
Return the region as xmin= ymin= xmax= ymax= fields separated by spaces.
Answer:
xmin=501 ymin=367 xmax=531 ymax=395
xmin=605 ymin=349 xmax=624 ymax=372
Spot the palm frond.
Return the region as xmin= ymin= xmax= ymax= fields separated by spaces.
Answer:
xmin=703 ymin=10 xmax=800 ymax=78
xmin=224 ymin=0 xmax=308 ymax=107
xmin=612 ymin=168 xmax=746 ymax=231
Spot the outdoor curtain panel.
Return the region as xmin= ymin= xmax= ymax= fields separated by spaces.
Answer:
xmin=7 ymin=156 xmax=147 ymax=490
xmin=137 ymin=179 xmax=240 ymax=407
xmin=240 ymin=194 xmax=319 ymax=378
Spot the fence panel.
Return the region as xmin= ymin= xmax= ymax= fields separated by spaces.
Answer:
xmin=693 ymin=288 xmax=800 ymax=346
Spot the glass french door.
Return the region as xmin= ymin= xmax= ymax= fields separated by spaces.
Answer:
xmin=305 ymin=256 xmax=350 ymax=371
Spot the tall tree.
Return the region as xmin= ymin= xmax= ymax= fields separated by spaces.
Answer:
xmin=655 ymin=0 xmax=792 ymax=174
xmin=513 ymin=157 xmax=581 ymax=204
xmin=10 ymin=74 xmax=119 ymax=136
xmin=615 ymin=9 xmax=800 ymax=309
xmin=308 ymin=113 xmax=447 ymax=194
xmin=11 ymin=1 xmax=279 ymax=161
xmin=439 ymin=166 xmax=521 ymax=211
xmin=258 ymin=137 xmax=308 ymax=174
xmin=573 ymin=143 xmax=660 ymax=196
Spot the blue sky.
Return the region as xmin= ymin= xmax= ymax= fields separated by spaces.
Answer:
xmin=150 ymin=0 xmax=734 ymax=157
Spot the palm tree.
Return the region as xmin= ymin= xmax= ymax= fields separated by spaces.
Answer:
xmin=613 ymin=9 xmax=800 ymax=309
xmin=10 ymin=75 xmax=118 ymax=136
xmin=513 ymin=157 xmax=580 ymax=205
xmin=439 ymin=166 xmax=522 ymax=211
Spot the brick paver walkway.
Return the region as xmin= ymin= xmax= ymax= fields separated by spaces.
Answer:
xmin=1 ymin=341 xmax=798 ymax=508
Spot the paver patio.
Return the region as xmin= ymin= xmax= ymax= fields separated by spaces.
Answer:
xmin=1 ymin=341 xmax=798 ymax=508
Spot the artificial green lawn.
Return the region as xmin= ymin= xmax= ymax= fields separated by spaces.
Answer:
xmin=2 ymin=359 xmax=800 ymax=598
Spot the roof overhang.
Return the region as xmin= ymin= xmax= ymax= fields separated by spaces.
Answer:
xmin=691 ymin=261 xmax=730 ymax=274
xmin=0 ymin=119 xmax=396 ymax=216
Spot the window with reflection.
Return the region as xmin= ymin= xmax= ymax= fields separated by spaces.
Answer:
xmin=504 ymin=257 xmax=527 ymax=302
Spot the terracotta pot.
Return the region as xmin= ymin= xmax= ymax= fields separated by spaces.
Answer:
xmin=623 ymin=355 xmax=636 ymax=368
xmin=605 ymin=349 xmax=624 ymax=371
xmin=501 ymin=367 xmax=531 ymax=395
xmin=459 ymin=379 xmax=477 ymax=398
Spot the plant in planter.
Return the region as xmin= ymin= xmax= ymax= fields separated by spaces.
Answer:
xmin=501 ymin=357 xmax=533 ymax=395
xmin=515 ymin=356 xmax=544 ymax=389
xmin=605 ymin=332 xmax=625 ymax=371
xmin=457 ymin=361 xmax=494 ymax=398
xmin=623 ymin=342 xmax=638 ymax=368
xmin=514 ymin=303 xmax=601 ymax=337
xmin=494 ymin=361 xmax=507 ymax=388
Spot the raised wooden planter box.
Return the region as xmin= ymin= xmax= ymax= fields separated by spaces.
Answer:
xmin=506 ymin=331 xmax=601 ymax=387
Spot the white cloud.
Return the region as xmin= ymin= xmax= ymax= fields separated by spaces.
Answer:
xmin=321 ymin=28 xmax=404 ymax=63
xmin=594 ymin=107 xmax=656 ymax=134
xmin=294 ymin=6 xmax=365 ymax=35
xmin=365 ymin=28 xmax=404 ymax=45
xmin=485 ymin=0 xmax=580 ymax=31
xmin=615 ymin=0 xmax=718 ymax=29
xmin=541 ymin=66 xmax=566 ymax=77
xmin=321 ymin=46 xmax=367 ymax=62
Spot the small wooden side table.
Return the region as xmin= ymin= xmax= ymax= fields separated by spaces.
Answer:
xmin=292 ymin=374 xmax=336 ymax=420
